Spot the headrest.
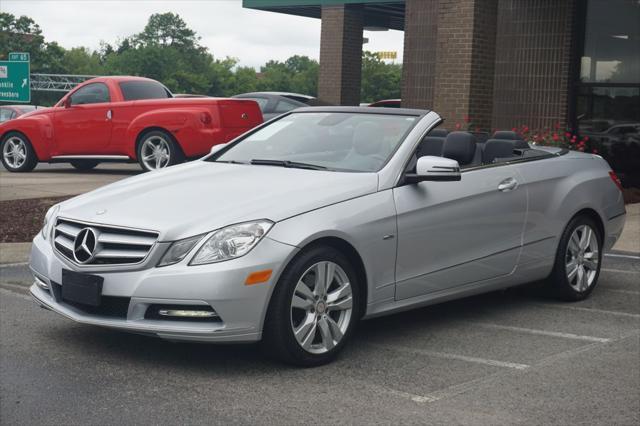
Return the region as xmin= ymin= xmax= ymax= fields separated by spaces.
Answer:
xmin=443 ymin=132 xmax=477 ymax=165
xmin=353 ymin=122 xmax=384 ymax=155
xmin=492 ymin=131 xmax=521 ymax=140
xmin=429 ymin=128 xmax=449 ymax=138
xmin=418 ymin=136 xmax=445 ymax=157
xmin=482 ymin=139 xmax=516 ymax=163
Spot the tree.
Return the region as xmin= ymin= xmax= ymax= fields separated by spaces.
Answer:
xmin=361 ymin=51 xmax=401 ymax=103
xmin=133 ymin=12 xmax=200 ymax=50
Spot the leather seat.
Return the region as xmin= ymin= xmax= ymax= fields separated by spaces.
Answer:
xmin=417 ymin=136 xmax=445 ymax=157
xmin=482 ymin=139 xmax=517 ymax=164
xmin=442 ymin=131 xmax=478 ymax=166
xmin=492 ymin=130 xmax=529 ymax=149
xmin=429 ymin=128 xmax=449 ymax=138
xmin=341 ymin=122 xmax=385 ymax=171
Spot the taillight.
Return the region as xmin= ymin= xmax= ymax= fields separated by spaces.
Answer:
xmin=609 ymin=171 xmax=623 ymax=192
xmin=200 ymin=112 xmax=212 ymax=125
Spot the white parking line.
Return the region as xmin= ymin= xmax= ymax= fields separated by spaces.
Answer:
xmin=0 ymin=262 xmax=28 ymax=268
xmin=536 ymin=303 xmax=640 ymax=319
xmin=371 ymin=343 xmax=530 ymax=370
xmin=605 ymin=253 xmax=640 ymax=260
xmin=607 ymin=289 xmax=640 ymax=295
xmin=473 ymin=323 xmax=611 ymax=343
xmin=601 ymin=268 xmax=639 ymax=275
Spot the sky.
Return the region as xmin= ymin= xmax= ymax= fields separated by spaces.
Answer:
xmin=2 ymin=0 xmax=405 ymax=69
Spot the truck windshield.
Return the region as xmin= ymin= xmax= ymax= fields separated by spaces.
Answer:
xmin=213 ymin=112 xmax=420 ymax=172
xmin=119 ymin=81 xmax=173 ymax=101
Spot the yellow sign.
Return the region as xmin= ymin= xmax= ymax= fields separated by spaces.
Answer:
xmin=376 ymin=51 xmax=397 ymax=60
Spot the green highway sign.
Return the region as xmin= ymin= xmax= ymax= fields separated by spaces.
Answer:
xmin=0 ymin=52 xmax=31 ymax=103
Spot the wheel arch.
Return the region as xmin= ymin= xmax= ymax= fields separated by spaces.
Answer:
xmin=569 ymin=207 xmax=605 ymax=242
xmin=295 ymin=236 xmax=369 ymax=318
xmin=134 ymin=126 xmax=185 ymax=160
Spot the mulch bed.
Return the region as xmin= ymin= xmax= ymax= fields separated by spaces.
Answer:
xmin=0 ymin=196 xmax=73 ymax=243
xmin=622 ymin=187 xmax=640 ymax=205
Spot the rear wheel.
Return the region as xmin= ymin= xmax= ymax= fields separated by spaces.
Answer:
xmin=1 ymin=132 xmax=38 ymax=172
xmin=137 ymin=130 xmax=184 ymax=172
xmin=262 ymin=246 xmax=360 ymax=366
xmin=547 ymin=215 xmax=602 ymax=301
xmin=70 ymin=160 xmax=99 ymax=171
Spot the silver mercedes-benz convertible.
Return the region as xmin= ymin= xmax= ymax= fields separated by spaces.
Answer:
xmin=29 ymin=107 xmax=626 ymax=366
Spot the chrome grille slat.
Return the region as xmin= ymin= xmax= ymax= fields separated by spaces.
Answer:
xmin=53 ymin=218 xmax=158 ymax=266
xmin=56 ymin=222 xmax=82 ymax=238
xmin=97 ymin=233 xmax=156 ymax=247
xmin=54 ymin=235 xmax=74 ymax=252
xmin=95 ymin=249 xmax=149 ymax=259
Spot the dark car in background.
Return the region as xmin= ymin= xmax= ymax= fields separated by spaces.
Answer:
xmin=232 ymin=92 xmax=330 ymax=120
xmin=0 ymin=105 xmax=42 ymax=123
xmin=369 ymin=99 xmax=401 ymax=108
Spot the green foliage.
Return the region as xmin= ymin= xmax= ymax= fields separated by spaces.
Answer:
xmin=361 ymin=51 xmax=401 ymax=103
xmin=1 ymin=12 xmax=402 ymax=106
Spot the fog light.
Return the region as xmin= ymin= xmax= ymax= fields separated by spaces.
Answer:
xmin=158 ymin=309 xmax=218 ymax=318
xmin=34 ymin=275 xmax=49 ymax=290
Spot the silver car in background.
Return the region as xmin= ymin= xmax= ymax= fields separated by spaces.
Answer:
xmin=29 ymin=107 xmax=626 ymax=366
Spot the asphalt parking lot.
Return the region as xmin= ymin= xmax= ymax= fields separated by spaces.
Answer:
xmin=1 ymin=254 xmax=638 ymax=425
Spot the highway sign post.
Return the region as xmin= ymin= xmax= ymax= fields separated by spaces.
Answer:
xmin=0 ymin=52 xmax=31 ymax=103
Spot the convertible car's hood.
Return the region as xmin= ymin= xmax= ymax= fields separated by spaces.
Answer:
xmin=58 ymin=161 xmax=378 ymax=241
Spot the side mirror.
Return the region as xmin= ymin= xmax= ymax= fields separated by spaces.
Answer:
xmin=209 ymin=143 xmax=227 ymax=155
xmin=63 ymin=97 xmax=72 ymax=108
xmin=405 ymin=156 xmax=461 ymax=184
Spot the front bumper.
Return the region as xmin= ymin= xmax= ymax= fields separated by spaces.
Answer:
xmin=29 ymin=232 xmax=298 ymax=343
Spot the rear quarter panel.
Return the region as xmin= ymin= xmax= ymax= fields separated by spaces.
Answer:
xmin=515 ymin=151 xmax=625 ymax=278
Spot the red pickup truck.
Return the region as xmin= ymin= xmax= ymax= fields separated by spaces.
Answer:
xmin=0 ymin=76 xmax=263 ymax=172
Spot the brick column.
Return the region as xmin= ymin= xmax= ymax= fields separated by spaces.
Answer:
xmin=433 ymin=0 xmax=498 ymax=131
xmin=401 ymin=0 xmax=439 ymax=109
xmin=318 ymin=5 xmax=364 ymax=106
xmin=491 ymin=0 xmax=577 ymax=131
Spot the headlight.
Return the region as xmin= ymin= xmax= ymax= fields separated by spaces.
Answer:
xmin=157 ymin=235 xmax=203 ymax=267
xmin=41 ymin=205 xmax=60 ymax=240
xmin=190 ymin=220 xmax=273 ymax=265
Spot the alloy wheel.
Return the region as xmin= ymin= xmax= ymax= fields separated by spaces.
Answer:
xmin=2 ymin=136 xmax=27 ymax=169
xmin=565 ymin=224 xmax=599 ymax=292
xmin=290 ymin=261 xmax=354 ymax=354
xmin=141 ymin=136 xmax=171 ymax=170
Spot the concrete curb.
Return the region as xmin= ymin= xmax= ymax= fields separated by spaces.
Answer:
xmin=0 ymin=242 xmax=31 ymax=265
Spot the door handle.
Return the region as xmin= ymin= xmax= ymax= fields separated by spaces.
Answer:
xmin=498 ymin=177 xmax=518 ymax=192
xmin=106 ymin=110 xmax=112 ymax=121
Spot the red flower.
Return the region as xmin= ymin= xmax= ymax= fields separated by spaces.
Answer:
xmin=565 ymin=132 xmax=572 ymax=138
xmin=592 ymin=149 xmax=598 ymax=154
xmin=511 ymin=127 xmax=517 ymax=132
xmin=552 ymin=133 xmax=559 ymax=141
xmin=455 ymin=123 xmax=461 ymax=130
xmin=584 ymin=136 xmax=589 ymax=141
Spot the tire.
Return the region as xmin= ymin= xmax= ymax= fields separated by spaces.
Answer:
xmin=1 ymin=131 xmax=38 ymax=172
xmin=262 ymin=245 xmax=361 ymax=367
xmin=70 ymin=160 xmax=100 ymax=171
xmin=546 ymin=215 xmax=603 ymax=301
xmin=136 ymin=130 xmax=184 ymax=172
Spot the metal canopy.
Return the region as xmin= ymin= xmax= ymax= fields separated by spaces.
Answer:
xmin=243 ymin=0 xmax=405 ymax=31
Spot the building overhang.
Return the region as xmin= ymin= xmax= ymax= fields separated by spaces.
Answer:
xmin=243 ymin=0 xmax=406 ymax=31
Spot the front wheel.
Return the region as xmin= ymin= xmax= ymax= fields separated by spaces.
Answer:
xmin=262 ymin=246 xmax=361 ymax=366
xmin=136 ymin=130 xmax=184 ymax=172
xmin=546 ymin=215 xmax=603 ymax=301
xmin=1 ymin=132 xmax=38 ymax=172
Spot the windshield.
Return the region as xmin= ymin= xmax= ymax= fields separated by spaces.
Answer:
xmin=214 ymin=112 xmax=420 ymax=172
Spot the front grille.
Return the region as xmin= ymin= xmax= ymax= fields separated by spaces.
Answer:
xmin=53 ymin=218 xmax=158 ymax=266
